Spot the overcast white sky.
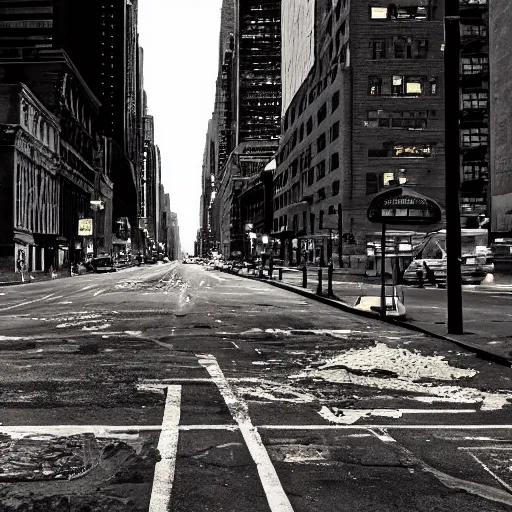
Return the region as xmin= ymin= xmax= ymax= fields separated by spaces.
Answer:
xmin=138 ymin=0 xmax=223 ymax=255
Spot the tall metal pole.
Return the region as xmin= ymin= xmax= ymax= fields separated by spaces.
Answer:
xmin=338 ymin=203 xmax=343 ymax=268
xmin=380 ymin=222 xmax=386 ymax=318
xmin=445 ymin=0 xmax=463 ymax=334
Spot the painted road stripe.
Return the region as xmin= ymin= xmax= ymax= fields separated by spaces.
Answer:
xmin=208 ymin=273 xmax=226 ymax=282
xmin=258 ymin=425 xmax=512 ymax=430
xmin=198 ymin=354 xmax=294 ymax=512
xmin=93 ymin=289 xmax=107 ymax=297
xmin=149 ymin=385 xmax=182 ymax=512
xmin=0 ymin=293 xmax=56 ymax=312
xmin=466 ymin=452 xmax=512 ymax=494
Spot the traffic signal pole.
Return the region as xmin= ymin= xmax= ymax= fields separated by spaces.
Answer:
xmin=444 ymin=0 xmax=464 ymax=334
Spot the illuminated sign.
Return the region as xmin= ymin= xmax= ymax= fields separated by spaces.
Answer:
xmin=367 ymin=188 xmax=442 ymax=225
xmin=78 ymin=218 xmax=93 ymax=236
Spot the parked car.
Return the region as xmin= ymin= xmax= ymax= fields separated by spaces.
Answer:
xmin=403 ymin=229 xmax=493 ymax=286
xmin=88 ymin=256 xmax=116 ymax=273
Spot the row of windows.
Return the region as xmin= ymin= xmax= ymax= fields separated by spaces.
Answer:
xmin=369 ymin=75 xmax=438 ymax=97
xmin=370 ymin=5 xmax=436 ymax=21
xmin=369 ymin=37 xmax=429 ymax=60
xmin=368 ymin=143 xmax=436 ymax=158
xmin=366 ymin=171 xmax=408 ymax=195
xmin=364 ymin=110 xmax=436 ymax=129
xmin=279 ymin=91 xmax=340 ymax=165
xmin=275 ymin=120 xmax=340 ymax=195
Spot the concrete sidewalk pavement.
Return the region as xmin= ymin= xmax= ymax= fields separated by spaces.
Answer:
xmin=220 ymin=265 xmax=512 ymax=367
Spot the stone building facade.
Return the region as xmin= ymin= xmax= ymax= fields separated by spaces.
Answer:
xmin=489 ymin=0 xmax=512 ymax=235
xmin=0 ymin=50 xmax=113 ymax=278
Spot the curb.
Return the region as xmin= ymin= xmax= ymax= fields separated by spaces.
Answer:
xmin=220 ymin=268 xmax=512 ymax=368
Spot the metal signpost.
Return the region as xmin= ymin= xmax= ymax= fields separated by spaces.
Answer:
xmin=367 ymin=187 xmax=442 ymax=317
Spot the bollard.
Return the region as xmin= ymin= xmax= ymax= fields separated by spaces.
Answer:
xmin=278 ymin=268 xmax=283 ymax=281
xmin=327 ymin=261 xmax=334 ymax=297
xmin=302 ymin=264 xmax=307 ymax=288
xmin=268 ymin=262 xmax=273 ymax=280
xmin=316 ymin=268 xmax=323 ymax=296
xmin=259 ymin=267 xmax=264 ymax=278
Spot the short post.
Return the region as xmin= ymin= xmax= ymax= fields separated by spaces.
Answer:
xmin=278 ymin=268 xmax=283 ymax=281
xmin=327 ymin=260 xmax=334 ymax=297
xmin=302 ymin=264 xmax=307 ymax=288
xmin=317 ymin=268 xmax=323 ymax=296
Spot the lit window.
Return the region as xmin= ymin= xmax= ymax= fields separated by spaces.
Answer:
xmin=370 ymin=7 xmax=388 ymax=19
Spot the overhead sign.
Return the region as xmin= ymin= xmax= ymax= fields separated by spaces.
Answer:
xmin=367 ymin=187 xmax=442 ymax=225
xmin=78 ymin=218 xmax=93 ymax=236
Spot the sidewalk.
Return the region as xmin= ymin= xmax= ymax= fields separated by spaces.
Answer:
xmin=221 ymin=265 xmax=512 ymax=367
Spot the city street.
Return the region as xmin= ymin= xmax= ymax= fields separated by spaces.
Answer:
xmin=0 ymin=263 xmax=511 ymax=511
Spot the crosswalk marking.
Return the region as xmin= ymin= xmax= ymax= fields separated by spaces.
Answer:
xmin=149 ymin=385 xmax=182 ymax=512
xmin=197 ymin=353 xmax=295 ymax=512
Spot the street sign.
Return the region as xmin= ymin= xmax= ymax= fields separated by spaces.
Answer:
xmin=367 ymin=188 xmax=442 ymax=225
xmin=78 ymin=218 xmax=93 ymax=236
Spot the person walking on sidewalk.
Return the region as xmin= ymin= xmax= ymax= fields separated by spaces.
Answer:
xmin=423 ymin=261 xmax=437 ymax=287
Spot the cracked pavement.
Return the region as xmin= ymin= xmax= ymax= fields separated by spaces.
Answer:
xmin=0 ymin=262 xmax=511 ymax=511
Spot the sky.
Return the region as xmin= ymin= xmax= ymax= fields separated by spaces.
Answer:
xmin=138 ymin=1 xmax=223 ymax=255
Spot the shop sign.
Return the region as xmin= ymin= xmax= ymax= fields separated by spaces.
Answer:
xmin=367 ymin=188 xmax=441 ymax=225
xmin=78 ymin=218 xmax=93 ymax=236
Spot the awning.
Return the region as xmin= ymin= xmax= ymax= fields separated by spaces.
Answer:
xmin=13 ymin=231 xmax=35 ymax=245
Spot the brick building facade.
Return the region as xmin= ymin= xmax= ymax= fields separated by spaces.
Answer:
xmin=274 ymin=0 xmax=446 ymax=265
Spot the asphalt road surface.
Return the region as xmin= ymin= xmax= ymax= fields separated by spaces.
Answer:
xmin=0 ymin=262 xmax=511 ymax=511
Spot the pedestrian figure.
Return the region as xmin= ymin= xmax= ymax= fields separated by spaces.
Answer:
xmin=423 ymin=261 xmax=437 ymax=287
xmin=416 ymin=267 xmax=424 ymax=288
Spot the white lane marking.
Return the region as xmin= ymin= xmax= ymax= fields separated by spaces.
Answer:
xmin=0 ymin=293 xmax=56 ymax=312
xmin=179 ymin=425 xmax=239 ymax=431
xmin=141 ymin=378 xmax=212 ymax=384
xmin=466 ymin=452 xmax=512 ymax=493
xmin=208 ymin=274 xmax=226 ymax=282
xmin=258 ymin=425 xmax=512 ymax=430
xmin=93 ymin=289 xmax=107 ymax=297
xmin=197 ymin=354 xmax=294 ymax=512
xmin=47 ymin=295 xmax=63 ymax=301
xmin=80 ymin=285 xmax=95 ymax=291
xmin=56 ymin=301 xmax=73 ymax=305
xmin=459 ymin=447 xmax=512 ymax=451
xmin=231 ymin=341 xmax=240 ymax=349
xmin=368 ymin=428 xmax=396 ymax=443
xmin=149 ymin=385 xmax=182 ymax=512
xmin=0 ymin=425 xmax=163 ymax=435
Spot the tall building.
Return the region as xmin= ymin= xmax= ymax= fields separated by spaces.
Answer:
xmin=459 ymin=0 xmax=489 ymax=229
xmin=489 ymin=0 xmax=512 ymax=236
xmin=274 ymin=0 xmax=446 ymax=266
xmin=0 ymin=1 xmax=53 ymax=49
xmin=52 ymin=0 xmax=142 ymax=245
xmin=209 ymin=0 xmax=282 ymax=258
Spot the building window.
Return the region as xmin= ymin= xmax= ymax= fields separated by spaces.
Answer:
xmin=461 ymin=56 xmax=488 ymax=75
xmin=368 ymin=76 xmax=382 ymax=96
xmin=318 ymin=188 xmax=326 ymax=201
xmin=310 ymin=213 xmax=315 ymax=234
xmin=317 ymin=133 xmax=326 ymax=153
xmin=316 ymin=160 xmax=326 ymax=180
xmin=461 ymin=127 xmax=488 ymax=147
xmin=299 ymin=123 xmax=304 ymax=141
xmin=330 ymin=121 xmax=340 ymax=141
xmin=319 ymin=210 xmax=325 ymax=229
xmin=462 ymin=92 xmax=488 ymax=109
xmin=306 ymin=117 xmax=313 ymax=135
xmin=390 ymin=111 xmax=428 ymax=129
xmin=365 ymin=172 xmax=404 ymax=195
xmin=303 ymin=211 xmax=307 ymax=232
xmin=416 ymin=39 xmax=429 ymax=59
xmin=331 ymin=91 xmax=340 ymax=112
xmin=330 ymin=152 xmax=340 ymax=171
xmin=317 ymin=103 xmax=327 ymax=124
xmin=370 ymin=6 xmax=388 ymax=19
xmin=368 ymin=143 xmax=435 ymax=158
xmin=332 ymin=180 xmax=340 ymax=196
xmin=393 ymin=37 xmax=412 ymax=59
xmin=307 ymin=168 xmax=314 ymax=186
xmin=370 ymin=39 xmax=387 ymax=59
